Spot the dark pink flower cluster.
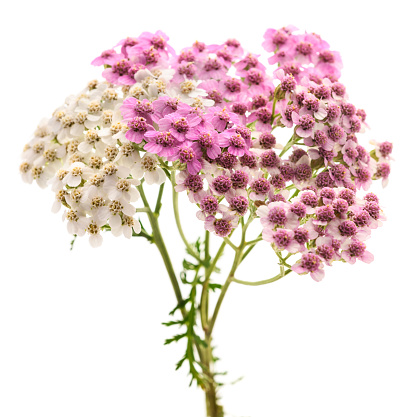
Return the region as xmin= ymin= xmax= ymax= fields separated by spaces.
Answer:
xmin=120 ymin=96 xmax=246 ymax=175
xmin=91 ymin=27 xmax=393 ymax=281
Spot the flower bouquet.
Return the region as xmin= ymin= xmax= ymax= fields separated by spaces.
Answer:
xmin=19 ymin=26 xmax=392 ymax=416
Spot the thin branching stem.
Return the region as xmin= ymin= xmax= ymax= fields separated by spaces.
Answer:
xmin=171 ymin=171 xmax=203 ymax=263
xmin=207 ymin=248 xmax=243 ymax=337
xmin=223 ymin=237 xmax=237 ymax=251
xmin=201 ymin=231 xmax=211 ymax=331
xmin=138 ymin=182 xmax=206 ymax=368
xmin=245 ymin=236 xmax=262 ymax=246
xmin=233 ymin=270 xmax=292 ymax=286
xmin=279 ymin=133 xmax=298 ymax=157
xmin=154 ymin=182 xmax=165 ymax=215
xmin=205 ymin=240 xmax=227 ymax=281
xmin=206 ymin=215 xmax=255 ymax=337
xmin=137 ymin=183 xmax=185 ymax=313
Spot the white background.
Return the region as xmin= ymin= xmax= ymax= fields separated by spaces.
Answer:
xmin=1 ymin=1 xmax=413 ymax=416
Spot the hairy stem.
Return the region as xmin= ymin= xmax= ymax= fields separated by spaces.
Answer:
xmin=203 ymin=332 xmax=223 ymax=417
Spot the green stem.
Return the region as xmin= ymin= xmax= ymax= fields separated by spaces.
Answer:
xmin=241 ymin=214 xmax=254 ymax=241
xmin=154 ymin=182 xmax=165 ymax=215
xmin=202 ymin=233 xmax=224 ymax=416
xmin=233 ymin=269 xmax=292 ymax=286
xmin=139 ymin=182 xmax=208 ymax=372
xmin=203 ymin=332 xmax=223 ymax=417
xmin=137 ymin=184 xmax=185 ymax=312
xmin=205 ymin=240 xmax=227 ymax=281
xmin=223 ymin=237 xmax=237 ymax=251
xmin=138 ymin=183 xmax=151 ymax=208
xmin=207 ymin=215 xmax=257 ymax=336
xmin=157 ymin=158 xmax=171 ymax=180
xmin=205 ymin=230 xmax=210 ymax=264
xmin=279 ymin=133 xmax=298 ymax=157
xmin=207 ymin=248 xmax=243 ymax=337
xmin=240 ymin=243 xmax=255 ymax=263
xmin=276 ymin=251 xmax=292 ymax=268
xmin=245 ymin=236 xmax=262 ymax=246
xmin=201 ymin=231 xmax=211 ymax=331
xmin=171 ymin=171 xmax=203 ymax=263
xmin=270 ymin=85 xmax=282 ymax=124
xmin=239 ymin=225 xmax=261 ymax=264
xmin=132 ymin=229 xmax=153 ymax=242
xmin=288 ymin=188 xmax=300 ymax=201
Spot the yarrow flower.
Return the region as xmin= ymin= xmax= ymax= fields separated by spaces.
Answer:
xmin=19 ymin=27 xmax=394 ymax=417
xmin=20 ymin=27 xmax=392 ymax=285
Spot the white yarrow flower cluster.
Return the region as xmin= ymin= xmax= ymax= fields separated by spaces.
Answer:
xmin=20 ymin=74 xmax=197 ymax=247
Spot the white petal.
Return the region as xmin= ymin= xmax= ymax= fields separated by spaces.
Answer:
xmin=155 ymin=168 xmax=167 ymax=185
xmin=131 ymin=165 xmax=144 ymax=180
xmin=70 ymin=124 xmax=85 ymax=136
xmin=96 ymin=207 xmax=110 ymax=222
xmin=132 ymin=222 xmax=141 ymax=235
xmin=128 ymin=187 xmax=140 ymax=202
xmin=78 ymin=142 xmax=92 ymax=154
xmin=89 ymin=234 xmax=103 ymax=248
xmin=87 ymin=114 xmax=101 ymax=122
xmin=123 ymin=203 xmax=136 ymax=216
xmin=108 ymin=214 xmax=122 ymax=229
xmin=67 ymin=175 xmax=81 ymax=187
xmin=145 ymin=171 xmax=156 ymax=185
xmin=67 ymin=221 xmax=76 ymax=234
xmin=123 ymin=226 xmax=132 ymax=239
xmin=51 ymin=200 xmax=61 ymax=213
xmin=111 ymin=227 xmax=122 ymax=237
